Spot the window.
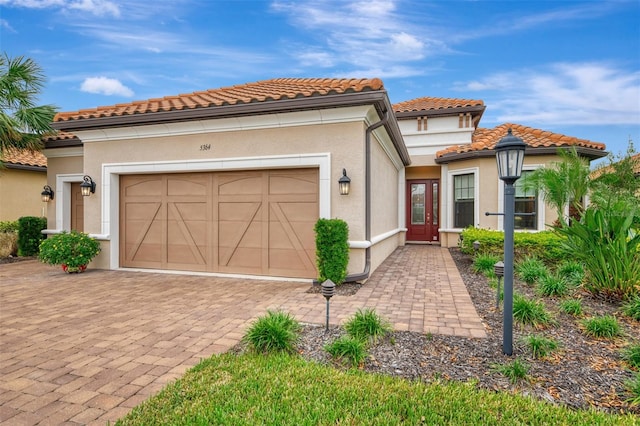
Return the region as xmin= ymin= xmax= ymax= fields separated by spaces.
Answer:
xmin=514 ymin=170 xmax=537 ymax=230
xmin=454 ymin=173 xmax=474 ymax=228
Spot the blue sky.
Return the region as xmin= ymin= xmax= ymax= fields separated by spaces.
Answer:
xmin=1 ymin=0 xmax=639 ymax=161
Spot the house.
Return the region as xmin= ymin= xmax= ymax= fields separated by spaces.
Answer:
xmin=43 ymin=78 xmax=606 ymax=280
xmin=0 ymin=148 xmax=48 ymax=221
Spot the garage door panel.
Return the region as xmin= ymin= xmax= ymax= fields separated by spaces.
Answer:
xmin=122 ymin=169 xmax=318 ymax=278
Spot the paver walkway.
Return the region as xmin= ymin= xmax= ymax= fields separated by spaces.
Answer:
xmin=0 ymin=245 xmax=486 ymax=425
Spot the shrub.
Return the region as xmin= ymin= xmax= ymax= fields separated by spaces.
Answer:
xmin=622 ymin=344 xmax=640 ymax=369
xmin=516 ymin=257 xmax=548 ymax=285
xmin=38 ymin=231 xmax=101 ymax=271
xmin=520 ymin=334 xmax=559 ymax=359
xmin=0 ymin=231 xmax=18 ymax=257
xmin=581 ymin=315 xmax=622 ymax=339
xmin=17 ymin=216 xmax=46 ymax=256
xmin=555 ymin=201 xmax=640 ymax=300
xmin=314 ymin=218 xmax=349 ymax=285
xmin=344 ymin=308 xmax=391 ymax=344
xmin=0 ymin=220 xmax=19 ymax=233
xmin=472 ymin=254 xmax=500 ymax=276
xmin=556 ymin=260 xmax=585 ymax=286
xmin=560 ymin=299 xmax=583 ymax=317
xmin=460 ymin=228 xmax=565 ymax=264
xmin=622 ymin=295 xmax=640 ymax=321
xmin=513 ymin=294 xmax=553 ymax=329
xmin=624 ymin=373 xmax=640 ymax=405
xmin=492 ymin=359 xmax=530 ymax=384
xmin=243 ymin=310 xmax=301 ymax=354
xmin=324 ymin=335 xmax=367 ymax=368
xmin=536 ymin=274 xmax=569 ymax=297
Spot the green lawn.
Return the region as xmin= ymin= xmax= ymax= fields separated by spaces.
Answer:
xmin=116 ymin=353 xmax=637 ymax=425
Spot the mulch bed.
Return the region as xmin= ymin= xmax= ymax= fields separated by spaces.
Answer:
xmin=294 ymin=248 xmax=639 ymax=415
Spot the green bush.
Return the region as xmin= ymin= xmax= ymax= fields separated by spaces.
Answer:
xmin=38 ymin=231 xmax=101 ymax=271
xmin=324 ymin=335 xmax=367 ymax=368
xmin=460 ymin=228 xmax=564 ymax=264
xmin=622 ymin=295 xmax=640 ymax=321
xmin=314 ymin=218 xmax=349 ymax=285
xmin=560 ymin=299 xmax=584 ymax=317
xmin=243 ymin=310 xmax=301 ymax=354
xmin=536 ymin=273 xmax=569 ymax=297
xmin=516 ymin=257 xmax=548 ymax=285
xmin=491 ymin=359 xmax=530 ymax=384
xmin=17 ymin=216 xmax=47 ymax=256
xmin=622 ymin=344 xmax=640 ymax=369
xmin=0 ymin=220 xmax=19 ymax=233
xmin=344 ymin=308 xmax=391 ymax=344
xmin=472 ymin=254 xmax=500 ymax=276
xmin=513 ymin=294 xmax=553 ymax=329
xmin=556 ymin=260 xmax=585 ymax=286
xmin=581 ymin=315 xmax=622 ymax=339
xmin=624 ymin=373 xmax=640 ymax=405
xmin=520 ymin=334 xmax=559 ymax=359
xmin=555 ymin=201 xmax=640 ymax=300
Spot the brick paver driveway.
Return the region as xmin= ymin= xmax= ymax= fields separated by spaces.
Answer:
xmin=0 ymin=245 xmax=485 ymax=425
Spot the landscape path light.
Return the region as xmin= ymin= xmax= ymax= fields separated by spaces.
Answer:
xmin=321 ymin=279 xmax=336 ymax=331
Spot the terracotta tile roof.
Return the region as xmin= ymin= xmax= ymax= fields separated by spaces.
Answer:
xmin=591 ymin=152 xmax=640 ymax=178
xmin=42 ymin=131 xmax=79 ymax=143
xmin=436 ymin=123 xmax=606 ymax=159
xmin=393 ymin=97 xmax=484 ymax=113
xmin=1 ymin=148 xmax=47 ymax=168
xmin=54 ymin=78 xmax=385 ymax=123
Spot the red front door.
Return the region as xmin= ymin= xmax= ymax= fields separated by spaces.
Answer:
xmin=406 ymin=179 xmax=439 ymax=242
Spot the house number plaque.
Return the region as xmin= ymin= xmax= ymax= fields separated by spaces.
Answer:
xmin=199 ymin=144 xmax=211 ymax=151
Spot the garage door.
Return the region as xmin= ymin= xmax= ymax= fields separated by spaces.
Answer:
xmin=120 ymin=169 xmax=319 ymax=278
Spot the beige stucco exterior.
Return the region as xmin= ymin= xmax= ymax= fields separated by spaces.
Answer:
xmin=0 ymin=168 xmax=47 ymax=221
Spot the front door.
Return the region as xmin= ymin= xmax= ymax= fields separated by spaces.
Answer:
xmin=70 ymin=182 xmax=84 ymax=232
xmin=406 ymin=179 xmax=439 ymax=242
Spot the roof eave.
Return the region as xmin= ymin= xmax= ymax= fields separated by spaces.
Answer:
xmin=435 ymin=145 xmax=608 ymax=164
xmin=395 ymin=104 xmax=486 ymax=120
xmin=3 ymin=163 xmax=47 ymax=172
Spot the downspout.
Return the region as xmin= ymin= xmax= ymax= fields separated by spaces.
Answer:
xmin=344 ymin=108 xmax=390 ymax=283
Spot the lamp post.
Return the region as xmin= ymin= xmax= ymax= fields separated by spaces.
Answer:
xmin=321 ymin=279 xmax=336 ymax=331
xmin=494 ymin=128 xmax=526 ymax=356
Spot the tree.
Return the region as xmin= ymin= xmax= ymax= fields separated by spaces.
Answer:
xmin=521 ymin=147 xmax=591 ymax=226
xmin=0 ymin=53 xmax=57 ymax=160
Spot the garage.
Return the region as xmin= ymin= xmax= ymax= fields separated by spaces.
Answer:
xmin=120 ymin=168 xmax=319 ymax=278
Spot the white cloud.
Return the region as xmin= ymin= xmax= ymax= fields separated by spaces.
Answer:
xmin=1 ymin=0 xmax=119 ymax=17
xmin=459 ymin=63 xmax=640 ymax=126
xmin=0 ymin=18 xmax=16 ymax=32
xmin=80 ymin=76 xmax=134 ymax=97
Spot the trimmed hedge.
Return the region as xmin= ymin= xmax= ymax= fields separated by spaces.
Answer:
xmin=460 ymin=227 xmax=565 ymax=264
xmin=17 ymin=216 xmax=47 ymax=256
xmin=314 ymin=218 xmax=349 ymax=285
xmin=0 ymin=220 xmax=19 ymax=233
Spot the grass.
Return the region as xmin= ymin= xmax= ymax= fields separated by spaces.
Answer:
xmin=515 ymin=256 xmax=547 ymax=285
xmin=472 ymin=254 xmax=500 ymax=276
xmin=622 ymin=295 xmax=640 ymax=321
xmin=536 ymin=273 xmax=569 ymax=297
xmin=581 ymin=315 xmax=623 ymax=339
xmin=492 ymin=358 xmax=530 ymax=384
xmin=242 ymin=310 xmax=301 ymax=354
xmin=325 ymin=335 xmax=368 ymax=368
xmin=520 ymin=334 xmax=559 ymax=359
xmin=622 ymin=344 xmax=640 ymax=369
xmin=115 ymin=352 xmax=637 ymax=425
xmin=556 ymin=260 xmax=585 ymax=286
xmin=344 ymin=308 xmax=391 ymax=344
xmin=560 ymin=299 xmax=584 ymax=317
xmin=512 ymin=294 xmax=553 ymax=329
xmin=625 ymin=373 xmax=640 ymax=406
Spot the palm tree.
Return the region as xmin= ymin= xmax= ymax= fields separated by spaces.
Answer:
xmin=521 ymin=147 xmax=591 ymax=226
xmin=0 ymin=53 xmax=57 ymax=159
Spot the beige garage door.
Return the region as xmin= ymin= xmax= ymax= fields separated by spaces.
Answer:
xmin=120 ymin=169 xmax=319 ymax=278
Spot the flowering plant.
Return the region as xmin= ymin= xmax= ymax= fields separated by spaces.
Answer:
xmin=39 ymin=231 xmax=101 ymax=271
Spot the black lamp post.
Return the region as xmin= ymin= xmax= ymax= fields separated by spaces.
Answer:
xmin=494 ymin=128 xmax=526 ymax=356
xmin=80 ymin=175 xmax=96 ymax=197
xmin=321 ymin=279 xmax=336 ymax=331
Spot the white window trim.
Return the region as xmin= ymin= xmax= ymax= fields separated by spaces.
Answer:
xmin=51 ymin=174 xmax=85 ymax=232
xmin=446 ymin=167 xmax=479 ymax=231
xmin=497 ymin=164 xmax=546 ymax=231
xmin=100 ymin=153 xmax=331 ymax=269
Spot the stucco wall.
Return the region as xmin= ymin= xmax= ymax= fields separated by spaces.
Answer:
xmin=0 ymin=168 xmax=47 ymax=221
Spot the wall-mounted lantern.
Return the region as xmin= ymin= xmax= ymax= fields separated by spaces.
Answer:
xmin=80 ymin=175 xmax=96 ymax=197
xmin=338 ymin=169 xmax=351 ymax=195
xmin=41 ymin=185 xmax=54 ymax=202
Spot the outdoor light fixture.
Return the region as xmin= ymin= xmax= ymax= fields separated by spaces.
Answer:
xmin=41 ymin=185 xmax=54 ymax=202
xmin=473 ymin=240 xmax=480 ymax=253
xmin=494 ymin=128 xmax=527 ymax=356
xmin=321 ymin=279 xmax=336 ymax=331
xmin=80 ymin=175 xmax=96 ymax=197
xmin=494 ymin=260 xmax=504 ymax=309
xmin=338 ymin=169 xmax=351 ymax=195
